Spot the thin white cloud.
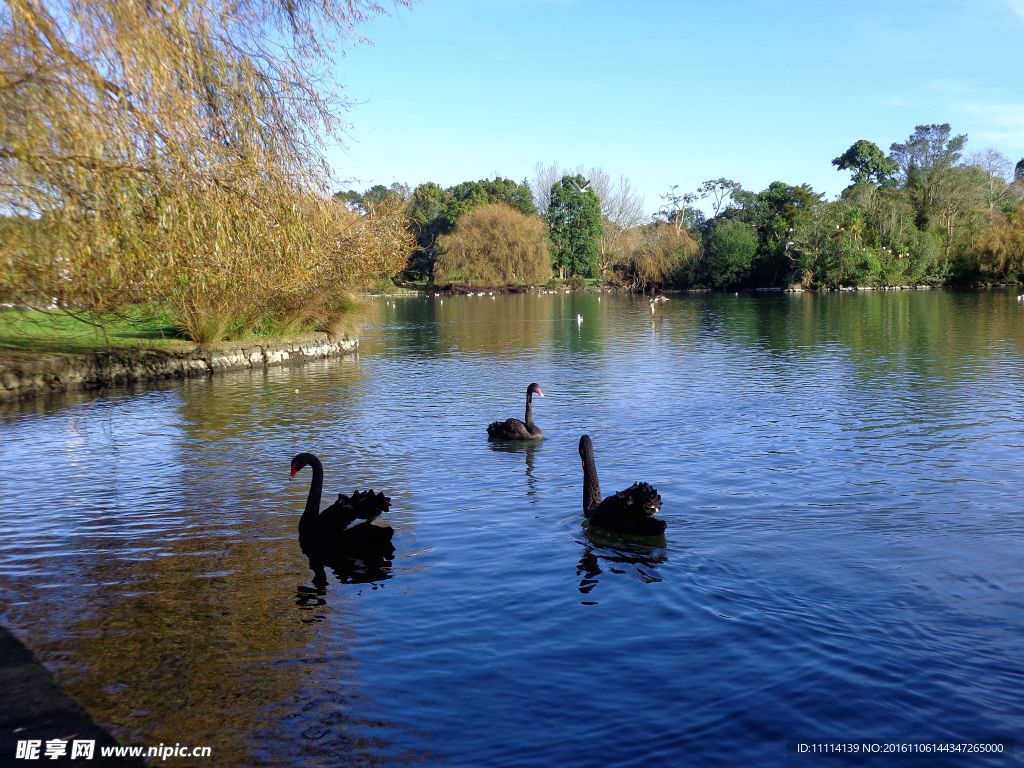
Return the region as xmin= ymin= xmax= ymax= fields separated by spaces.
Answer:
xmin=1006 ymin=0 xmax=1024 ymax=21
xmin=960 ymin=102 xmax=1024 ymax=148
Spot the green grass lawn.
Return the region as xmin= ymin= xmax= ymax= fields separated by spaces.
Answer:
xmin=0 ymin=305 xmax=186 ymax=356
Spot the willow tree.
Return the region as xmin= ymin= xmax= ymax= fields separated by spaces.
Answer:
xmin=434 ymin=204 xmax=550 ymax=288
xmin=0 ymin=0 xmax=412 ymax=341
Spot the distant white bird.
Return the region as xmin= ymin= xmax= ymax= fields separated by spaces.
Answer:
xmin=570 ymin=179 xmax=591 ymax=195
xmin=576 ymin=314 xmax=583 ymax=325
xmin=1018 ymin=294 xmax=1023 ymax=302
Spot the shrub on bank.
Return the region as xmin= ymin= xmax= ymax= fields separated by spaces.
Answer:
xmin=434 ymin=204 xmax=550 ymax=288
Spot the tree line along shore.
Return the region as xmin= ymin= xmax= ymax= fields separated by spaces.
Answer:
xmin=2 ymin=2 xmax=1021 ymax=353
xmin=343 ymin=126 xmax=1024 ymax=298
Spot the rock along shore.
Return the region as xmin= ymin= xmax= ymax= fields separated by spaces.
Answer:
xmin=0 ymin=334 xmax=357 ymax=401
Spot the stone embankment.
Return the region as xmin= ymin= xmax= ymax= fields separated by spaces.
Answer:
xmin=0 ymin=335 xmax=357 ymax=401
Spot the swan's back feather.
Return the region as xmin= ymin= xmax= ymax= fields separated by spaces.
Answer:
xmin=587 ymin=481 xmax=665 ymax=536
xmin=487 ymin=418 xmax=539 ymax=440
xmin=318 ymin=489 xmax=391 ymax=531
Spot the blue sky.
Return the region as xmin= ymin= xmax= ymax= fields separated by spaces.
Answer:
xmin=326 ymin=0 xmax=1024 ymax=214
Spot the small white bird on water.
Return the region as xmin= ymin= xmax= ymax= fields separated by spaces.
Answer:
xmin=576 ymin=314 xmax=583 ymax=325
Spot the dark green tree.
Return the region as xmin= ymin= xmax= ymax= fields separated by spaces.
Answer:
xmin=448 ymin=177 xmax=536 ymax=219
xmin=737 ymin=181 xmax=822 ymax=286
xmin=889 ymin=123 xmax=967 ymax=227
xmin=333 ymin=183 xmax=408 ymax=214
xmin=705 ymin=220 xmax=757 ymax=289
xmin=332 ymin=189 xmax=363 ymax=208
xmin=832 ymin=140 xmax=898 ymax=186
xmin=547 ymin=175 xmax=603 ymax=278
xmin=400 ymin=178 xmax=534 ymax=281
xmin=406 ymin=182 xmax=455 ymax=280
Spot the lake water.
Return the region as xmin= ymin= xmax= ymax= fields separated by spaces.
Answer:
xmin=1 ymin=290 xmax=1022 ymax=766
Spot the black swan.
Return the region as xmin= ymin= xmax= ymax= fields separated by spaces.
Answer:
xmin=290 ymin=452 xmax=394 ymax=556
xmin=579 ymin=435 xmax=666 ymax=536
xmin=487 ymin=383 xmax=544 ymax=440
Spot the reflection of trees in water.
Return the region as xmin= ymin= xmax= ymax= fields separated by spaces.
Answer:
xmin=6 ymin=357 xmax=412 ymax=766
xmin=35 ymin=518 xmax=407 ymax=766
xmin=713 ymin=289 xmax=1024 ymax=382
xmin=439 ymin=293 xmax=571 ymax=355
xmin=575 ymin=527 xmax=668 ymax=605
xmin=37 ymin=534 xmax=340 ymax=765
xmin=549 ymin=293 xmax=607 ymax=357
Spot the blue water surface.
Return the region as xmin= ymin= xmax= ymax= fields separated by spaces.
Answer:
xmin=1 ymin=290 xmax=1022 ymax=766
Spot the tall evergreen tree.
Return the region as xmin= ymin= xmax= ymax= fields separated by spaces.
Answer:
xmin=547 ymin=175 xmax=603 ymax=278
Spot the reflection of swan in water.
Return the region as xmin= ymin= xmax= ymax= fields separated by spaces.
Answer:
xmin=576 ymin=533 xmax=668 ymax=603
xmin=305 ymin=554 xmax=393 ymax=589
xmin=296 ymin=555 xmax=392 ymax=620
xmin=488 ymin=439 xmax=541 ymax=501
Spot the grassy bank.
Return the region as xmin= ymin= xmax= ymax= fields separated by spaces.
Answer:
xmin=0 ymin=301 xmax=368 ymax=359
xmin=0 ymin=306 xmax=185 ymax=356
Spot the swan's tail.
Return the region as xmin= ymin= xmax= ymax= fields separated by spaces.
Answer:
xmin=338 ymin=489 xmax=391 ymax=521
xmin=623 ymin=482 xmax=662 ymax=515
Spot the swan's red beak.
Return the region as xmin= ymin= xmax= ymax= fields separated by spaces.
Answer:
xmin=536 ymin=388 xmax=544 ymax=397
xmin=289 ymin=466 xmax=297 ymax=478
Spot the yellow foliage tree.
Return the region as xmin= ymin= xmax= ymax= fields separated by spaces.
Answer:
xmin=435 ymin=204 xmax=550 ymax=288
xmin=0 ymin=0 xmax=412 ymax=342
xmin=976 ymin=205 xmax=1024 ymax=279
xmin=618 ymin=223 xmax=699 ymax=291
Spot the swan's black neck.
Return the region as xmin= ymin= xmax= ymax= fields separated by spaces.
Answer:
xmin=297 ymin=453 xmax=323 ymax=534
xmin=524 ymin=388 xmax=537 ymax=430
xmin=579 ymin=436 xmax=602 ymax=514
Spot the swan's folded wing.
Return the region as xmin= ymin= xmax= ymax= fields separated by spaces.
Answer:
xmin=613 ymin=482 xmax=662 ymax=517
xmin=487 ymin=418 xmax=529 ymax=438
xmin=337 ymin=489 xmax=391 ymax=521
